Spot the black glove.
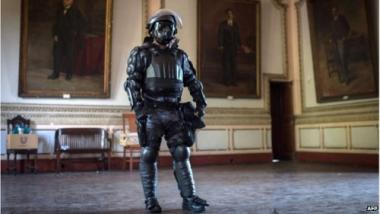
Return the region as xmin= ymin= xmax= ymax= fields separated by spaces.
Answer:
xmin=195 ymin=106 xmax=205 ymax=118
xmin=136 ymin=114 xmax=147 ymax=147
xmin=134 ymin=102 xmax=145 ymax=120
xmin=134 ymin=102 xmax=147 ymax=147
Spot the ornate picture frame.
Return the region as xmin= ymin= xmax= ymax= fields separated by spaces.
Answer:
xmin=307 ymin=0 xmax=378 ymax=102
xmin=197 ymin=0 xmax=261 ymax=98
xmin=19 ymin=0 xmax=113 ymax=98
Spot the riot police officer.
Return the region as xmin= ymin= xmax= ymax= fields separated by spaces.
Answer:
xmin=124 ymin=9 xmax=209 ymax=213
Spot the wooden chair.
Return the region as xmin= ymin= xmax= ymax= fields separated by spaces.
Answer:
xmin=6 ymin=115 xmax=38 ymax=174
xmin=121 ymin=112 xmax=141 ymax=172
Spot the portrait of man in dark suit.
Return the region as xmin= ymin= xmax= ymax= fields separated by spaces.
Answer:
xmin=48 ymin=0 xmax=85 ymax=80
xmin=308 ymin=0 xmax=377 ymax=102
xmin=329 ymin=7 xmax=351 ymax=85
xmin=18 ymin=0 xmax=112 ymax=98
xmin=218 ymin=8 xmax=241 ymax=86
xmin=198 ymin=0 xmax=260 ymax=98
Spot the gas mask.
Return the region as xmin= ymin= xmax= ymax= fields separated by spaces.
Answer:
xmin=152 ymin=20 xmax=176 ymax=45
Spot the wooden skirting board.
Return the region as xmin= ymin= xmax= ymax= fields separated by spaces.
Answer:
xmin=1 ymin=152 xmax=377 ymax=173
xmin=296 ymin=152 xmax=378 ymax=167
xmin=0 ymin=153 xmax=272 ymax=173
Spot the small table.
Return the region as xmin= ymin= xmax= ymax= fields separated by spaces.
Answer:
xmin=6 ymin=134 xmax=38 ymax=174
xmin=120 ymin=132 xmax=140 ymax=172
xmin=123 ymin=144 xmax=140 ymax=172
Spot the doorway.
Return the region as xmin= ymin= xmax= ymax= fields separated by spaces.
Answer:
xmin=270 ymin=81 xmax=295 ymax=161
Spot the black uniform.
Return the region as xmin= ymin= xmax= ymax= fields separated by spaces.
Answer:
xmin=125 ymin=10 xmax=208 ymax=213
xmin=125 ymin=39 xmax=208 ymax=212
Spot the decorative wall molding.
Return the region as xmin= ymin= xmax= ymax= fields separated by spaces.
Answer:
xmin=1 ymin=103 xmax=271 ymax=127
xmin=1 ymin=103 xmax=127 ymax=127
xmin=205 ymin=106 xmax=270 ymax=125
xmin=15 ymin=101 xmax=379 ymax=127
xmin=194 ymin=125 xmax=272 ymax=153
xmin=296 ymin=152 xmax=378 ymax=167
xmin=1 ymin=153 xmax=273 ymax=173
xmin=296 ymin=121 xmax=378 ymax=154
xmin=295 ymin=101 xmax=379 ymax=124
xmin=0 ymin=125 xmax=272 ymax=156
xmin=295 ymin=113 xmax=378 ymax=125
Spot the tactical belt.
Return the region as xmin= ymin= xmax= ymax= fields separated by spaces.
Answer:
xmin=144 ymin=99 xmax=179 ymax=109
xmin=144 ymin=94 xmax=179 ymax=103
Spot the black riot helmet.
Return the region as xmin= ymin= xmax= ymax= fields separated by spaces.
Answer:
xmin=147 ymin=9 xmax=183 ymax=45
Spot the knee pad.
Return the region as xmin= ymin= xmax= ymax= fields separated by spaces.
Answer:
xmin=141 ymin=147 xmax=158 ymax=163
xmin=172 ymin=145 xmax=190 ymax=162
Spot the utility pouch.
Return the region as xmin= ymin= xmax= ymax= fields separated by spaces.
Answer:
xmin=182 ymin=121 xmax=195 ymax=147
xmin=179 ymin=102 xmax=206 ymax=146
xmin=136 ymin=116 xmax=147 ymax=147
xmin=180 ymin=102 xmax=205 ymax=129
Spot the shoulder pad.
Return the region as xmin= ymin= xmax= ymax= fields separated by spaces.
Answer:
xmin=130 ymin=46 xmax=150 ymax=57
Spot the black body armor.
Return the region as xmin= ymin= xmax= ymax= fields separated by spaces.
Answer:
xmin=144 ymin=50 xmax=184 ymax=102
xmin=124 ymin=9 xmax=208 ymax=213
xmin=125 ymin=43 xmax=206 ymax=116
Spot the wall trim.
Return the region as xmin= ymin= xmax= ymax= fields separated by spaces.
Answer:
xmin=1 ymin=103 xmax=271 ymax=127
xmin=295 ymin=121 xmax=378 ymax=153
xmin=295 ymin=112 xmax=378 ymax=125
xmin=296 ymin=152 xmax=378 ymax=167
xmin=294 ymin=101 xmax=378 ymax=124
xmin=1 ymin=153 xmax=273 ymax=173
xmin=3 ymin=151 xmax=377 ymax=173
xmin=1 ymin=103 xmax=127 ymax=127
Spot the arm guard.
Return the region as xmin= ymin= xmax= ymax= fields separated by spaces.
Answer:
xmin=183 ymin=53 xmax=207 ymax=114
xmin=124 ymin=47 xmax=145 ymax=117
xmin=188 ymin=79 xmax=207 ymax=112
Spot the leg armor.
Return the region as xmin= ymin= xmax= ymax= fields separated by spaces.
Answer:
xmin=171 ymin=145 xmax=195 ymax=198
xmin=140 ymin=146 xmax=159 ymax=199
xmin=139 ymin=113 xmax=164 ymax=213
xmin=170 ymin=145 xmax=209 ymax=212
xmin=140 ymin=146 xmax=162 ymax=213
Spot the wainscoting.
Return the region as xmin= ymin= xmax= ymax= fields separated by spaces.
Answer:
xmin=0 ymin=125 xmax=273 ymax=173
xmin=0 ymin=103 xmax=273 ymax=172
xmin=293 ymin=101 xmax=379 ymax=167
xmin=1 ymin=103 xmax=378 ymax=171
xmin=1 ymin=125 xmax=272 ymax=155
xmin=296 ymin=121 xmax=378 ymax=154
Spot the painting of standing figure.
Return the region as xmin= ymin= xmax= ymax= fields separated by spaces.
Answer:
xmin=19 ymin=0 xmax=112 ymax=98
xmin=307 ymin=0 xmax=378 ymax=102
xmin=198 ymin=0 xmax=260 ymax=98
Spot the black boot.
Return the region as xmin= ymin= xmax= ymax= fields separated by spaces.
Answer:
xmin=140 ymin=147 xmax=160 ymax=213
xmin=182 ymin=195 xmax=209 ymax=213
xmin=48 ymin=73 xmax=59 ymax=79
xmin=145 ymin=197 xmax=162 ymax=213
xmin=172 ymin=147 xmax=209 ymax=213
xmin=65 ymin=73 xmax=72 ymax=80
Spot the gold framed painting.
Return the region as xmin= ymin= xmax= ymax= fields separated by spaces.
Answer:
xmin=307 ymin=0 xmax=378 ymax=102
xmin=198 ymin=0 xmax=261 ymax=98
xmin=19 ymin=0 xmax=113 ymax=98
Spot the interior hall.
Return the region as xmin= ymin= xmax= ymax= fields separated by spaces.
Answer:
xmin=1 ymin=0 xmax=378 ymax=213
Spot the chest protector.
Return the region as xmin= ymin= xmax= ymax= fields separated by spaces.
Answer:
xmin=144 ymin=51 xmax=184 ymax=102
